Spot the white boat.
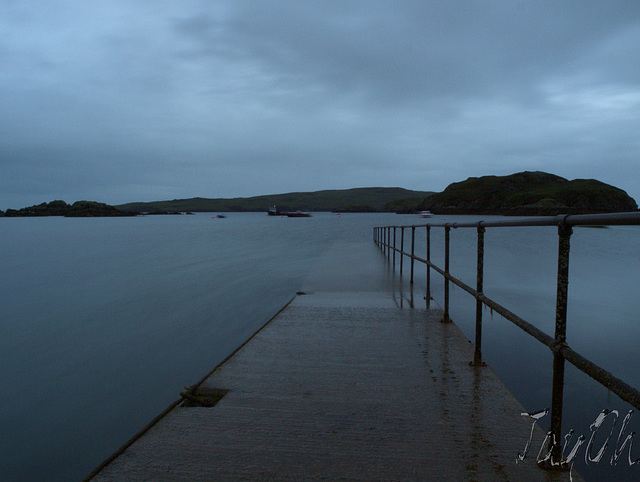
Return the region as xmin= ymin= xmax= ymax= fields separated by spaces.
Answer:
xmin=418 ymin=211 xmax=433 ymax=218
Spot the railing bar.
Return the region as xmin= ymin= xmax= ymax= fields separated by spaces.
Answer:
xmin=378 ymin=244 xmax=640 ymax=403
xmin=481 ymin=295 xmax=640 ymax=411
xmin=375 ymin=211 xmax=640 ymax=231
xmin=384 ymin=246 xmax=558 ymax=347
xmin=437 ymin=271 xmax=558 ymax=349
xmin=374 ymin=215 xmax=640 ymax=417
xmin=562 ymin=346 xmax=640 ymax=410
xmin=478 ymin=294 xmax=556 ymax=349
xmin=378 ymin=247 xmax=566 ymax=350
xmin=428 ymin=262 xmax=445 ymax=277
xmin=443 ymin=269 xmax=474 ymax=296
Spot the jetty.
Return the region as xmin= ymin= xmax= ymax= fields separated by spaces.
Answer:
xmin=84 ymin=230 xmax=591 ymax=481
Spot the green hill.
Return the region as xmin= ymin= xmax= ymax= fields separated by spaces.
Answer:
xmin=418 ymin=171 xmax=637 ymax=215
xmin=116 ymin=187 xmax=434 ymax=213
xmin=1 ymin=200 xmax=137 ymax=217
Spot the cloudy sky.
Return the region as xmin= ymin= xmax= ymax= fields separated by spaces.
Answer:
xmin=2 ymin=1 xmax=640 ymax=209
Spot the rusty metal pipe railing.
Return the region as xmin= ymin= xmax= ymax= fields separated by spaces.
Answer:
xmin=426 ymin=226 xmax=431 ymax=308
xmin=393 ymin=226 xmax=397 ymax=267
xmin=443 ymin=226 xmax=451 ymax=323
xmin=374 ymin=211 xmax=640 ymax=469
xmin=396 ymin=211 xmax=640 ymax=229
xmin=410 ymin=226 xmax=416 ymax=284
xmin=474 ymin=225 xmax=485 ymax=366
xmin=400 ymin=226 xmax=405 ymax=275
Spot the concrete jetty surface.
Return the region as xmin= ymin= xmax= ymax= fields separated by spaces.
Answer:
xmin=90 ymin=242 xmax=575 ymax=481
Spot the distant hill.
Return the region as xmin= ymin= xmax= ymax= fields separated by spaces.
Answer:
xmin=115 ymin=187 xmax=435 ymax=213
xmin=0 ymin=200 xmax=137 ymax=217
xmin=418 ymin=171 xmax=637 ymax=215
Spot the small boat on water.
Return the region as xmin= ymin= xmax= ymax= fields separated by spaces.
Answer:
xmin=216 ymin=214 xmax=226 ymax=218
xmin=268 ymin=205 xmax=311 ymax=217
xmin=268 ymin=205 xmax=283 ymax=216
xmin=418 ymin=211 xmax=433 ymax=218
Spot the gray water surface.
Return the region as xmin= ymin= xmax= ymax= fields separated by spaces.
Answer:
xmin=1 ymin=213 xmax=639 ymax=481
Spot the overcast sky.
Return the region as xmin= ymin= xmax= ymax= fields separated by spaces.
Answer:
xmin=2 ymin=1 xmax=640 ymax=209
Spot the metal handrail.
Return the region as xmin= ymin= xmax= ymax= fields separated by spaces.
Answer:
xmin=392 ymin=211 xmax=640 ymax=228
xmin=373 ymin=211 xmax=640 ymax=467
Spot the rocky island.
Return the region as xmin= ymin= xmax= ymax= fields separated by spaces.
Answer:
xmin=0 ymin=200 xmax=138 ymax=217
xmin=417 ymin=171 xmax=637 ymax=215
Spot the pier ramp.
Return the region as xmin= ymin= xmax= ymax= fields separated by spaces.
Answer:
xmin=90 ymin=241 xmax=572 ymax=481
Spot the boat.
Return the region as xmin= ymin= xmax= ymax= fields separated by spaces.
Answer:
xmin=418 ymin=211 xmax=433 ymax=218
xmin=268 ymin=205 xmax=311 ymax=217
xmin=216 ymin=214 xmax=226 ymax=218
xmin=268 ymin=205 xmax=283 ymax=216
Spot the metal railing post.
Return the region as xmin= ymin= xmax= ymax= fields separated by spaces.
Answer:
xmin=393 ymin=227 xmax=397 ymax=268
xmin=400 ymin=226 xmax=405 ymax=275
xmin=443 ymin=226 xmax=451 ymax=322
xmin=387 ymin=227 xmax=390 ymax=257
xmin=545 ymin=222 xmax=573 ymax=468
xmin=382 ymin=227 xmax=385 ymax=253
xmin=473 ymin=224 xmax=485 ymax=366
xmin=426 ymin=226 xmax=431 ymax=309
xmin=410 ymin=226 xmax=415 ymax=284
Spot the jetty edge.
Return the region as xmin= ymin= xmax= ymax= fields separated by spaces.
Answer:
xmin=82 ymin=296 xmax=296 ymax=482
xmin=86 ymin=240 xmax=576 ymax=481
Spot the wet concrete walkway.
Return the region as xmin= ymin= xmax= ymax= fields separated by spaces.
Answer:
xmin=91 ymin=242 xmax=574 ymax=481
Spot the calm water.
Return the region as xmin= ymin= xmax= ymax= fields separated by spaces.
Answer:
xmin=1 ymin=213 xmax=638 ymax=481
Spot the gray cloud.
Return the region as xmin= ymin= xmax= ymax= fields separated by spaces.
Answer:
xmin=1 ymin=1 xmax=640 ymax=209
